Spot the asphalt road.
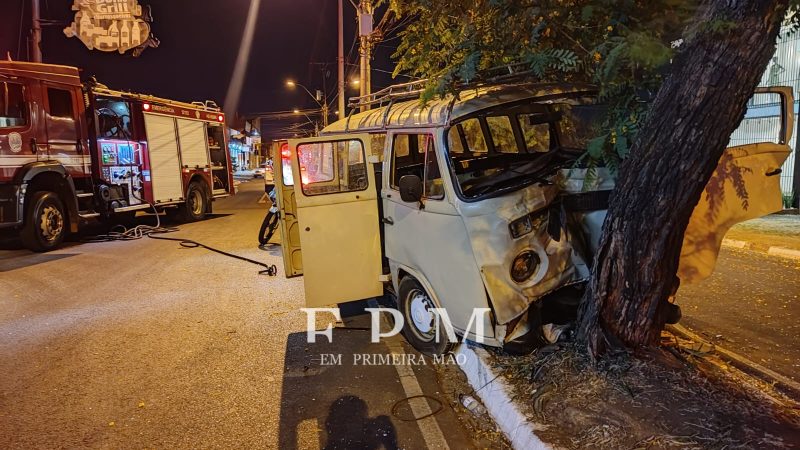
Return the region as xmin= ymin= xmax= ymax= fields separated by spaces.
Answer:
xmin=677 ymin=247 xmax=800 ymax=382
xmin=0 ymin=180 xmax=501 ymax=449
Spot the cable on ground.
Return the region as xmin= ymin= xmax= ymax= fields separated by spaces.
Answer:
xmin=83 ymin=203 xmax=277 ymax=276
xmin=390 ymin=395 xmax=445 ymax=422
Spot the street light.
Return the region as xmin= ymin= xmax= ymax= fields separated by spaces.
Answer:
xmin=286 ymin=79 xmax=329 ymax=127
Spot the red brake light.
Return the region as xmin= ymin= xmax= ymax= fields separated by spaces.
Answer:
xmin=217 ymin=115 xmax=224 ymax=122
xmin=143 ymin=103 xmax=151 ymax=111
xmin=280 ymin=143 xmax=291 ymax=158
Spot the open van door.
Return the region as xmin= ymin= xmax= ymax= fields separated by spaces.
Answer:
xmin=679 ymin=87 xmax=794 ymax=284
xmin=277 ymin=134 xmax=384 ymax=307
xmin=275 ymin=142 xmax=304 ymax=278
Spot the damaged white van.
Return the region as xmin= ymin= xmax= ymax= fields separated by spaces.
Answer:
xmin=275 ymin=80 xmax=794 ymax=355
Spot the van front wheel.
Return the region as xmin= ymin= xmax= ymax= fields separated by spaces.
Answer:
xmin=398 ymin=277 xmax=454 ymax=356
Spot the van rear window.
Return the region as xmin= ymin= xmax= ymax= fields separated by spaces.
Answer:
xmin=297 ymin=139 xmax=368 ymax=196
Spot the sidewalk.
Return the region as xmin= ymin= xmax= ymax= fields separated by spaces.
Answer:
xmin=722 ymin=214 xmax=800 ymax=259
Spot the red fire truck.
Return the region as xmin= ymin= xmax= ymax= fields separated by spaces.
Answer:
xmin=0 ymin=61 xmax=235 ymax=251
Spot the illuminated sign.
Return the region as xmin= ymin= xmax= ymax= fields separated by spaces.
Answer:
xmin=63 ymin=0 xmax=160 ymax=56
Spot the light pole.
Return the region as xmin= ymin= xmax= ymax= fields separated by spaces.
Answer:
xmin=286 ymin=80 xmax=329 ymax=127
xmin=357 ymin=0 xmax=373 ymax=112
xmin=31 ymin=0 xmax=42 ymax=62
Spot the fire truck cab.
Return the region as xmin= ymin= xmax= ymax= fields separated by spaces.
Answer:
xmin=0 ymin=61 xmax=235 ymax=251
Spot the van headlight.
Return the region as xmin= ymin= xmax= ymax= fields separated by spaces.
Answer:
xmin=510 ymin=251 xmax=540 ymax=283
xmin=509 ymin=215 xmax=533 ymax=239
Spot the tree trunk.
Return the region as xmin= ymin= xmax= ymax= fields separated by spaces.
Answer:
xmin=578 ymin=0 xmax=789 ymax=356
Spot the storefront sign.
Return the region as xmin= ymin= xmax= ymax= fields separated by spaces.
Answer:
xmin=63 ymin=0 xmax=160 ymax=56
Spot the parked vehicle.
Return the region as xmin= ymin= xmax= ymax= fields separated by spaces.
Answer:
xmin=0 ymin=61 xmax=235 ymax=251
xmin=275 ymin=79 xmax=794 ymax=355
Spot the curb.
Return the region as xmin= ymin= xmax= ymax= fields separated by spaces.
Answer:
xmin=721 ymin=238 xmax=800 ymax=260
xmin=667 ymin=324 xmax=800 ymax=398
xmin=455 ymin=344 xmax=549 ymax=450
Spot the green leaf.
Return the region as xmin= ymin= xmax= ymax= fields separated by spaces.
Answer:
xmin=587 ymin=136 xmax=606 ymax=159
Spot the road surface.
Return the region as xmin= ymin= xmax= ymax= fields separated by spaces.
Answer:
xmin=0 ymin=180 xmax=504 ymax=449
xmin=677 ymin=247 xmax=800 ymax=382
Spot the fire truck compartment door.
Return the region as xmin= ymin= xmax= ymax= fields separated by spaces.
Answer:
xmin=144 ymin=113 xmax=184 ymax=203
xmin=679 ymin=86 xmax=794 ymax=285
xmin=288 ymin=134 xmax=383 ymax=308
xmin=177 ymin=119 xmax=210 ymax=169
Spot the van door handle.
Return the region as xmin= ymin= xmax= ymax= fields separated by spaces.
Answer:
xmin=382 ymin=217 xmax=394 ymax=225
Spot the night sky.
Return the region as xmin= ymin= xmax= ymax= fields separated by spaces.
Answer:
xmin=1 ymin=0 xmax=398 ymax=136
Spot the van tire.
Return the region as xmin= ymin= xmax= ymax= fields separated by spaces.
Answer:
xmin=398 ymin=277 xmax=455 ymax=356
xmin=21 ymin=191 xmax=67 ymax=252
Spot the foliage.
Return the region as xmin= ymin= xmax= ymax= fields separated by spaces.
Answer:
xmin=391 ymin=2 xmax=800 ymax=172
xmin=389 ymin=0 xmax=695 ymax=170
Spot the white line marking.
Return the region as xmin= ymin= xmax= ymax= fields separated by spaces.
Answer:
xmin=721 ymin=238 xmax=748 ymax=249
xmin=384 ymin=339 xmax=450 ymax=450
xmin=767 ymin=246 xmax=800 ymax=260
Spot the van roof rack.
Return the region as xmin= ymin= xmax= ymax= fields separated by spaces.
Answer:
xmin=347 ymin=63 xmax=537 ymax=111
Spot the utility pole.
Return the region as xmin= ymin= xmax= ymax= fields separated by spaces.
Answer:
xmin=337 ymin=0 xmax=346 ymax=119
xmin=357 ymin=0 xmax=373 ymax=112
xmin=30 ymin=0 xmax=42 ymax=63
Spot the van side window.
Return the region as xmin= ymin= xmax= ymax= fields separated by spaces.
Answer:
xmin=486 ymin=116 xmax=518 ymax=153
xmin=518 ymin=114 xmax=551 ymax=153
xmin=447 ymin=125 xmax=465 ymax=154
xmin=0 ymin=82 xmax=26 ymax=128
xmin=394 ymin=134 xmax=411 ymax=157
xmin=298 ymin=139 xmax=368 ymax=196
xmin=421 ymin=135 xmax=444 ymax=199
xmin=47 ymin=88 xmax=75 ymax=119
xmin=370 ymin=134 xmax=386 ymax=157
xmin=391 ymin=133 xmax=443 ymax=200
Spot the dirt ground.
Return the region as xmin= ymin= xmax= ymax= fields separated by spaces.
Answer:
xmin=489 ymin=334 xmax=800 ymax=449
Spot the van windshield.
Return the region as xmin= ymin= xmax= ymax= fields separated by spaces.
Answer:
xmin=446 ymin=98 xmax=605 ymax=200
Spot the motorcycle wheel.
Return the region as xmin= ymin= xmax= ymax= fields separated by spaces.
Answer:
xmin=258 ymin=211 xmax=279 ymax=246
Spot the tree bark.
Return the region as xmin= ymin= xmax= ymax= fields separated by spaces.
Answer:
xmin=578 ymin=0 xmax=789 ymax=356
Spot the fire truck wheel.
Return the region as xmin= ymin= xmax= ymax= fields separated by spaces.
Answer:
xmin=21 ymin=191 xmax=67 ymax=252
xmin=398 ymin=277 xmax=455 ymax=357
xmin=181 ymin=181 xmax=208 ymax=222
